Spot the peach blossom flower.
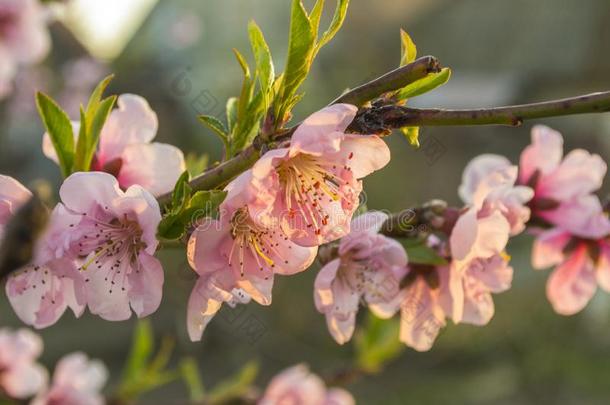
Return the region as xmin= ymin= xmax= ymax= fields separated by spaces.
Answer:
xmin=32 ymin=352 xmax=107 ymax=405
xmin=259 ymin=364 xmax=354 ymax=405
xmin=187 ymin=170 xmax=317 ymax=340
xmin=250 ymin=104 xmax=390 ymax=246
xmin=0 ymin=328 xmax=47 ymax=399
xmin=314 ymin=211 xmax=407 ymax=344
xmin=54 ymin=172 xmax=164 ymax=321
xmin=519 ymin=125 xmax=607 ymax=236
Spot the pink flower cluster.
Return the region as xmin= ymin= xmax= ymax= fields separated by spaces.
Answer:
xmin=0 ymin=328 xmax=106 ymax=404
xmin=467 ymin=126 xmax=610 ymax=315
xmin=187 ymin=104 xmax=391 ymax=341
xmin=259 ymin=364 xmax=354 ymax=405
xmin=1 ymin=94 xmax=185 ymax=327
xmin=314 ymin=133 xmax=535 ymax=351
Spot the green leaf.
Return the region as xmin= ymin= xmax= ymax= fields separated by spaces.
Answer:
xmin=36 ymin=92 xmax=75 ymax=178
xmin=396 ymin=67 xmax=452 ymax=101
xmin=355 ymin=313 xmax=404 ymax=373
xmin=122 ymin=320 xmax=154 ymax=386
xmin=86 ymin=74 xmax=114 ymax=121
xmin=309 ymin=0 xmax=326 ymax=34
xmin=403 ymin=240 xmax=448 ymax=266
xmin=316 ymin=0 xmax=350 ymax=52
xmin=199 ymin=115 xmax=230 ymax=158
xmin=401 ymin=126 xmax=420 ymax=147
xmin=117 ymin=321 xmax=180 ymax=402
xmin=83 ymin=95 xmax=116 ymax=170
xmin=275 ymin=0 xmax=316 ymax=123
xmin=73 ymin=107 xmax=89 ymax=172
xmin=171 ymin=171 xmax=191 ymax=214
xmin=399 ymin=29 xmax=417 ymax=66
xmin=181 ymin=190 xmax=227 ymax=226
xmin=180 ymin=358 xmax=205 ymax=401
xmin=248 ymin=21 xmax=275 ymax=93
xmin=158 ymin=188 xmax=226 ymax=241
xmin=208 ymin=361 xmax=259 ymax=404
xmin=226 ymin=97 xmax=239 ymax=133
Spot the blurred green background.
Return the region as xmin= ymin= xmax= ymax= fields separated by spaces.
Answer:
xmin=2 ymin=0 xmax=610 ymax=404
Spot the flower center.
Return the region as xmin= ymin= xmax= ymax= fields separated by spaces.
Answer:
xmin=228 ymin=207 xmax=289 ymax=277
xmin=76 ymin=215 xmax=146 ymax=294
xmin=277 ymin=154 xmax=352 ymax=235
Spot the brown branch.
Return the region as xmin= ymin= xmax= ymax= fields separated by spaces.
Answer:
xmin=348 ymin=91 xmax=610 ymax=132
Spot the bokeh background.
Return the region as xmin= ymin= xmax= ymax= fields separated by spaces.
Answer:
xmin=2 ymin=0 xmax=610 ymax=404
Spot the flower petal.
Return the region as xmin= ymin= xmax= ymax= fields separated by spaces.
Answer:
xmin=519 ymin=125 xmax=563 ymax=183
xmin=128 ymin=253 xmax=164 ymax=318
xmin=98 ymin=94 xmax=159 ymax=161
xmin=290 ymin=104 xmax=358 ymax=156
xmin=546 ymin=246 xmax=597 ymax=315
xmin=399 ymin=280 xmax=445 ymax=352
xmin=119 ymin=143 xmax=186 ymax=196
xmin=459 ymin=154 xmax=512 ymax=204
xmin=531 ymin=228 xmax=571 ymax=269
xmin=59 ymin=172 xmax=122 ymax=215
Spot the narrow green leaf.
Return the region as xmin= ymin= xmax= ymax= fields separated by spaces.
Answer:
xmin=248 ymin=21 xmax=275 ymax=93
xmin=399 ymin=29 xmax=417 ymax=66
xmin=199 ymin=115 xmax=230 ymax=157
xmin=401 ymin=126 xmax=420 ymax=147
xmin=180 ymin=358 xmax=205 ymax=401
xmin=396 ymin=67 xmax=452 ymax=101
xmin=122 ymin=320 xmax=154 ymax=385
xmin=310 ymin=0 xmax=326 ymax=35
xmin=276 ymin=0 xmax=316 ymax=122
xmin=73 ymin=107 xmax=89 ymax=172
xmin=226 ymin=97 xmax=239 ymax=133
xmin=316 ymin=0 xmax=350 ymax=51
xmin=86 ymin=74 xmax=114 ymax=121
xmin=171 ymin=171 xmax=191 ymax=212
xmin=83 ymin=95 xmax=116 ymax=170
xmin=208 ymin=361 xmax=259 ymax=404
xmin=36 ymin=92 xmax=75 ymax=177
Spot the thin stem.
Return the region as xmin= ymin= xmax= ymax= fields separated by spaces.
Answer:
xmin=348 ymin=91 xmax=610 ymax=132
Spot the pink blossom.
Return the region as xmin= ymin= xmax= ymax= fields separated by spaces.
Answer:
xmin=459 ymin=154 xmax=534 ymax=235
xmin=188 ymin=170 xmax=317 ymax=309
xmin=43 ymin=94 xmax=185 ymax=196
xmin=448 ymin=205 xmax=513 ymax=325
xmin=250 ymin=104 xmax=390 ymax=247
xmin=0 ymin=328 xmax=47 ymax=399
xmin=6 ymin=205 xmax=86 ymax=329
xmin=399 ymin=207 xmax=513 ymax=351
xmin=314 ymin=211 xmax=407 ymax=344
xmin=398 ymin=268 xmax=450 ymax=352
xmin=187 ymin=274 xmax=250 ymax=342
xmin=0 ymin=174 xmax=31 ymax=240
xmin=54 ymin=172 xmax=164 ymax=321
xmin=32 ymin=352 xmax=107 ymax=405
xmin=0 ymin=0 xmax=50 ymax=99
xmin=532 ymin=204 xmax=610 ymax=315
xmin=259 ymin=364 xmax=354 ymax=405
xmin=519 ymin=125 xmax=608 ymax=236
